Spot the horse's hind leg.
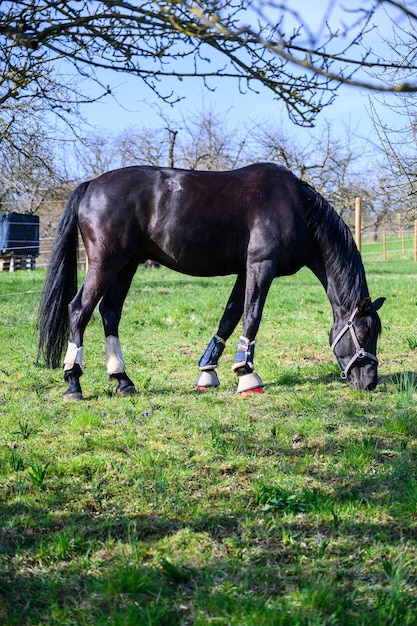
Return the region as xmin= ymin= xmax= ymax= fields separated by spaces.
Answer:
xmin=63 ymin=267 xmax=115 ymax=400
xmin=99 ymin=259 xmax=139 ymax=395
xmin=196 ymin=274 xmax=245 ymax=388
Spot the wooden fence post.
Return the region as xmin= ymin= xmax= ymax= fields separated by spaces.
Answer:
xmin=355 ymin=197 xmax=361 ymax=253
xmin=414 ymin=220 xmax=417 ymax=262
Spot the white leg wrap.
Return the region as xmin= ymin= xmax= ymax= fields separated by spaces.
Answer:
xmin=64 ymin=342 xmax=83 ymax=371
xmin=105 ymin=335 xmax=126 ymax=375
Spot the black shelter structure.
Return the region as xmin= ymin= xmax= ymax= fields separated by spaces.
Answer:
xmin=0 ymin=212 xmax=40 ymax=270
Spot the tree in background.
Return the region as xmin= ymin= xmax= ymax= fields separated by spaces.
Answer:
xmin=75 ymin=104 xmax=251 ymax=177
xmin=0 ymin=103 xmax=63 ymax=213
xmin=162 ymin=104 xmax=251 ymax=170
xmin=76 ymin=108 xmax=374 ymax=224
xmin=367 ymin=13 xmax=417 ymax=227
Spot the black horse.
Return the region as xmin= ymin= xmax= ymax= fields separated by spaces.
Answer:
xmin=38 ymin=163 xmax=385 ymax=399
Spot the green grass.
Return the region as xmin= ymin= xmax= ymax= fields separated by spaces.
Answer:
xmin=0 ymin=259 xmax=416 ymax=625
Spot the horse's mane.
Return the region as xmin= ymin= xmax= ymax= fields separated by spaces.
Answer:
xmin=298 ymin=177 xmax=368 ymax=308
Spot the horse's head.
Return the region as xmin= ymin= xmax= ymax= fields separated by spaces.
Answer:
xmin=330 ymin=297 xmax=385 ymax=391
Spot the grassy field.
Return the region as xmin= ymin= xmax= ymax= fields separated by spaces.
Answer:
xmin=0 ymin=254 xmax=416 ymax=625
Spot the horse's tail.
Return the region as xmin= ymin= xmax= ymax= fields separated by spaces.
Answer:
xmin=38 ymin=181 xmax=90 ymax=368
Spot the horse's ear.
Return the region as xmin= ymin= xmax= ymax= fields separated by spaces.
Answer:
xmin=357 ymin=297 xmax=371 ymax=315
xmin=372 ymin=297 xmax=386 ymax=311
xmin=357 ymin=297 xmax=385 ymax=316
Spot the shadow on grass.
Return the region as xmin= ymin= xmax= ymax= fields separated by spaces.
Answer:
xmin=1 ymin=497 xmax=416 ymax=625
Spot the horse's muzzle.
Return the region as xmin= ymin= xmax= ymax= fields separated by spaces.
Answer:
xmin=349 ymin=362 xmax=378 ymax=391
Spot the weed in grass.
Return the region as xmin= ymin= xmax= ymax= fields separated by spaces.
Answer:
xmin=338 ymin=438 xmax=379 ymax=475
xmin=38 ymin=527 xmax=85 ymax=562
xmin=255 ymin=483 xmax=308 ymax=513
xmin=384 ymin=410 xmax=417 ymax=438
xmin=90 ymin=480 xmax=105 ymax=510
xmin=209 ymin=421 xmax=230 ymax=452
xmin=54 ymin=529 xmax=78 ymax=560
xmin=12 ymin=420 xmax=34 ymax=439
xmin=8 ymin=451 xmax=25 ymax=472
xmin=27 ymin=461 xmax=50 ymax=489
xmin=376 ymin=552 xmax=417 ymax=626
xmin=392 ymin=480 xmax=417 ymax=518
xmin=302 ymin=486 xmax=334 ymax=513
xmin=143 ymin=451 xmax=169 ymax=507
xmin=296 ymin=579 xmax=345 ymax=624
xmin=401 ymin=480 xmax=417 ymax=504
xmin=160 ymin=557 xmax=194 ymax=584
xmin=394 ymin=371 xmax=417 ymax=404
xmin=127 ymin=521 xmax=143 ymax=565
xmin=254 ymin=483 xmax=342 ymax=529
xmin=280 ymin=526 xmax=297 ymax=547
xmin=103 ymin=563 xmax=156 ymax=596
xmin=7 ymin=451 xmax=26 ymax=499
xmin=330 ymin=505 xmax=341 ymax=530
xmin=406 ymin=336 xmax=417 ymax=351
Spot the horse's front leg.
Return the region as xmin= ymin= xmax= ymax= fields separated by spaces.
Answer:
xmin=232 ymin=260 xmax=275 ymax=394
xmin=196 ymin=274 xmax=245 ymax=389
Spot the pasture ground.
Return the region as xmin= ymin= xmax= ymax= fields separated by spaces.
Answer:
xmin=0 ymin=254 xmax=416 ymax=625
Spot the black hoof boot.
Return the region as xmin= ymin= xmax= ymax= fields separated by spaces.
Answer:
xmin=111 ymin=372 xmax=137 ymax=395
xmin=63 ymin=364 xmax=83 ymax=400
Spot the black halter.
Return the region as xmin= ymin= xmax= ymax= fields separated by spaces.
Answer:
xmin=331 ymin=308 xmax=378 ymax=380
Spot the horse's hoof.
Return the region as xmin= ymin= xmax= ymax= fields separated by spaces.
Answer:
xmin=116 ymin=384 xmax=137 ymax=395
xmin=237 ymin=372 xmax=264 ymax=395
xmin=63 ymin=391 xmax=83 ymax=401
xmin=196 ymin=369 xmax=220 ymax=389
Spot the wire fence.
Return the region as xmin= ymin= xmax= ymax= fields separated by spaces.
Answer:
xmin=361 ymin=230 xmax=417 ymax=263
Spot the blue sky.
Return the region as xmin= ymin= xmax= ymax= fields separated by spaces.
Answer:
xmin=77 ymin=2 xmax=403 ymax=154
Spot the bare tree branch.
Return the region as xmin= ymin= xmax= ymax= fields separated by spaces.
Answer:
xmin=1 ymin=1 xmax=416 ymax=128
